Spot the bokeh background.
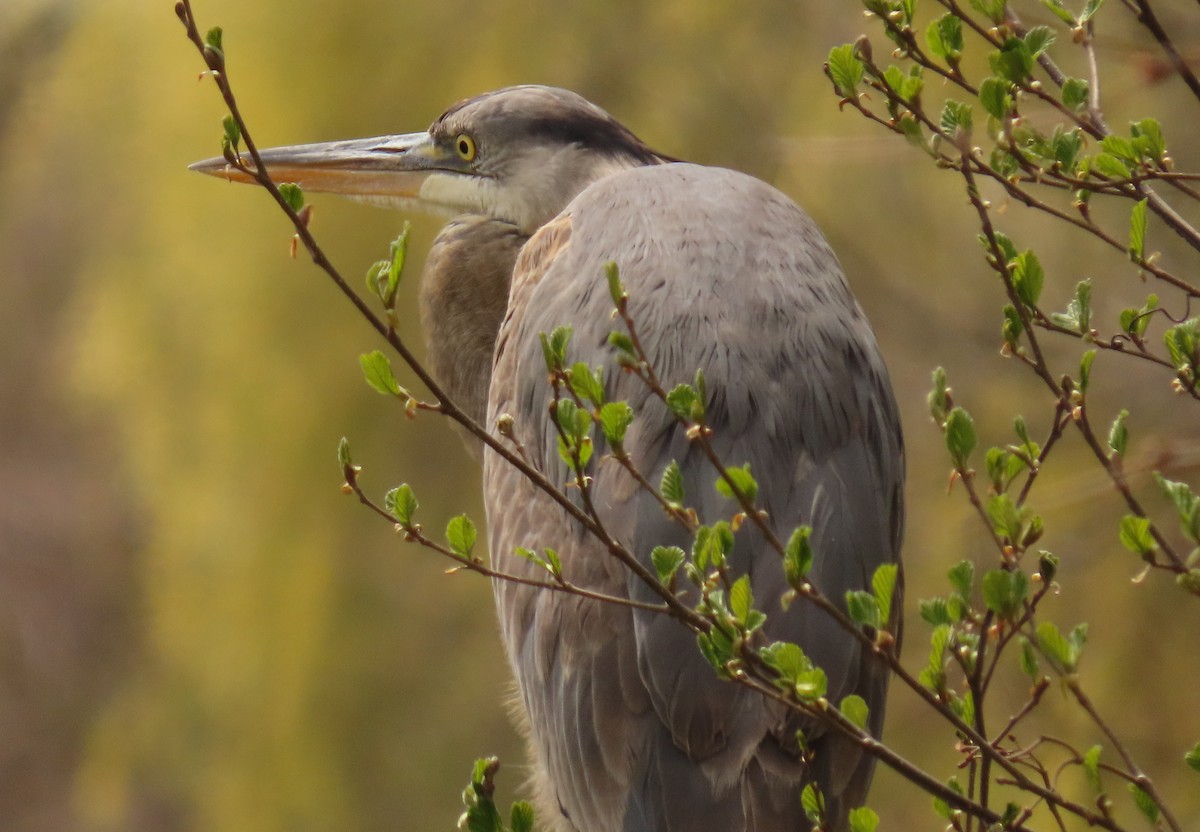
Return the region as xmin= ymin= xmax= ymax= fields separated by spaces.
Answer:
xmin=2 ymin=0 xmax=1199 ymax=829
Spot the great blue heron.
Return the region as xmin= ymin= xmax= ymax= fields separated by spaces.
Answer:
xmin=192 ymin=85 xmax=905 ymax=832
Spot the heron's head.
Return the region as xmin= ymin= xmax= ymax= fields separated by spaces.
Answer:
xmin=191 ymin=85 xmax=666 ymax=234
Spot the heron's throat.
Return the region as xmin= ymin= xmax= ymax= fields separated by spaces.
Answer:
xmin=418 ymin=215 xmax=528 ymax=456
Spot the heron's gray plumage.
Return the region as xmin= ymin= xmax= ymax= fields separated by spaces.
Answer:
xmin=487 ymin=163 xmax=903 ymax=831
xmin=191 ymin=84 xmax=904 ymax=832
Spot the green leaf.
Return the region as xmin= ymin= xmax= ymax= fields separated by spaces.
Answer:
xmin=666 ymin=383 xmax=699 ymax=421
xmin=948 ymin=560 xmax=975 ymax=598
xmin=801 ymin=782 xmax=823 ymax=823
xmin=446 ymin=514 xmax=478 ymax=559
xmin=760 ymin=641 xmax=811 ymax=679
xmin=697 ymin=629 xmax=733 ymax=677
xmin=360 ymin=350 xmax=403 ymax=396
xmin=660 ymin=460 xmax=685 ymax=505
xmin=950 ymin=689 xmax=975 ymax=726
xmin=928 ymin=366 xmax=950 ymax=423
xmin=1019 ymin=636 xmax=1039 ymax=678
xmin=1040 ymin=0 xmax=1076 ymax=23
xmin=1092 ymin=152 xmax=1131 ymax=179
xmin=730 ymin=575 xmax=753 ymax=622
xmin=1185 ymin=742 xmax=1200 ymax=772
xmin=692 ymin=522 xmax=734 ymax=571
xmin=1154 ymin=473 xmax=1200 ymax=543
xmin=715 ymin=463 xmax=758 ymax=504
xmin=991 ymin=143 xmax=1021 ymax=179
xmin=919 ymin=597 xmax=952 ymax=626
xmin=979 ymin=77 xmax=1013 ymax=120
xmin=1037 ymin=620 xmax=1080 ymax=671
xmin=848 ymin=806 xmax=879 ymax=832
xmin=985 ymin=447 xmax=1023 ymax=493
xmin=1177 ymin=569 xmax=1200 ymax=593
xmin=1120 ymin=294 xmax=1157 ymax=338
xmin=944 ymin=406 xmax=976 ymax=468
xmin=969 ymin=0 xmax=1008 ymax=21
xmin=1083 ymin=745 xmax=1103 ymax=791
xmin=987 ymin=493 xmax=1020 ymax=541
xmin=607 ymin=330 xmax=636 ymax=358
xmin=840 ymin=694 xmax=870 ymax=730
xmin=337 ymin=436 xmax=352 ymax=467
xmin=605 ymin=260 xmax=626 ymax=305
xmin=1163 ymin=318 xmax=1200 ymax=372
xmin=1002 ymin=303 xmax=1024 ymax=347
xmin=898 ymin=111 xmax=926 ymax=151
xmin=931 ymin=774 xmax=965 ymax=820
xmin=761 ymin=641 xmax=827 ymax=700
xmin=277 ymin=182 xmax=305 ymax=213
xmin=989 ymin=38 xmax=1034 ymax=82
xmin=828 ymin=44 xmax=864 ymax=98
xmin=884 ymin=63 xmax=925 ymax=105
xmin=568 ymin=362 xmax=606 ymax=406
xmin=939 ymin=100 xmax=974 ymax=143
xmin=554 ymin=398 xmax=590 ymax=466
xmin=651 ymin=546 xmax=686 ymax=584
xmin=1131 ymin=118 xmax=1166 ymax=162
xmin=1129 ymin=783 xmax=1159 ymax=824
xmin=1039 ymin=551 xmax=1059 ymax=582
xmin=988 ymin=231 xmax=1019 ymax=264
xmin=1051 ymin=279 xmax=1092 ymax=333
xmin=1108 ymin=409 xmax=1129 ymax=456
xmin=515 ymin=546 xmax=561 ymax=578
xmin=221 ymin=114 xmax=241 ymax=150
xmin=1023 ymin=26 xmax=1056 ymax=58
xmin=846 ymin=590 xmax=882 ymax=629
xmin=872 ymin=562 xmax=899 ymax=625
xmin=1129 ymin=198 xmax=1148 ymax=261
xmin=364 ymin=229 xmax=409 ymax=308
xmin=364 ymin=260 xmax=390 ymax=301
xmin=599 ymin=401 xmax=634 ymax=446
xmin=1102 ymin=135 xmax=1139 ymax=163
xmin=1078 ymin=349 xmax=1097 ymax=394
xmin=1079 ymin=0 xmax=1106 ymax=23
xmin=1011 ymin=250 xmax=1045 ymax=307
xmin=784 ymin=526 xmax=815 ymax=584
xmin=204 ymin=25 xmax=224 ymax=53
xmin=920 ymin=624 xmax=951 ymax=692
xmin=981 ymin=568 xmax=1029 ymax=618
xmin=1051 ymin=127 xmax=1085 ymax=169
xmin=510 ymin=801 xmax=535 ymax=832
xmin=539 ymin=325 xmax=573 ymax=372
xmin=462 ymin=757 xmax=504 ymax=832
xmin=1119 ymin=514 xmax=1155 ymax=557
xmin=1062 ymin=77 xmax=1089 ymax=110
xmin=384 ymin=483 xmax=418 ymax=526
xmin=926 ymin=14 xmax=964 ymax=62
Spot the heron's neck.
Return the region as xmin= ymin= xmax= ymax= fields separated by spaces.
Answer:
xmin=419 ymin=215 xmax=528 ymax=457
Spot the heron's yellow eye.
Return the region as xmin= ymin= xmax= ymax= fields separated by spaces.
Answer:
xmin=455 ymin=133 xmax=477 ymax=161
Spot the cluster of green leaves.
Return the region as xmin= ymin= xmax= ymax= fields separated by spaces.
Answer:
xmin=457 ymin=758 xmax=534 ymax=832
xmin=364 ymin=223 xmax=410 ymax=310
xmin=536 ymin=323 xmax=641 ymax=475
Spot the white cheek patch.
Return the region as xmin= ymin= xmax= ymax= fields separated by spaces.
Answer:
xmin=417 ymin=173 xmax=493 ymax=215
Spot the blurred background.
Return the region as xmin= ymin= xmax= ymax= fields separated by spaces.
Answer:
xmin=2 ymin=0 xmax=1198 ymax=829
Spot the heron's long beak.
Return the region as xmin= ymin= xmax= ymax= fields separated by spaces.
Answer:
xmin=189 ymin=132 xmax=464 ymax=202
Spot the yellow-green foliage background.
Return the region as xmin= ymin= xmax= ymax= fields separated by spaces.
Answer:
xmin=2 ymin=1 xmax=1198 ymax=830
